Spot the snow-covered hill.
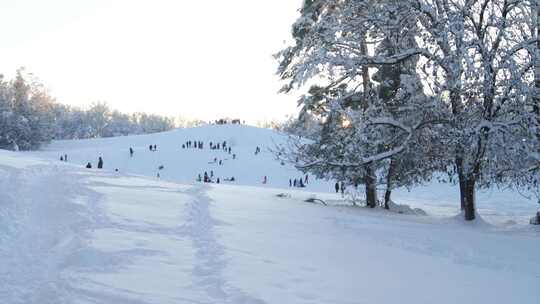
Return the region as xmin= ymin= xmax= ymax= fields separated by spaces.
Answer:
xmin=2 ymin=147 xmax=540 ymax=304
xmin=29 ymin=124 xmax=332 ymax=191
xmin=27 ymin=124 xmax=538 ymax=224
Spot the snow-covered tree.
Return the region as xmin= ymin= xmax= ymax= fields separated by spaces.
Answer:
xmin=0 ymin=69 xmax=55 ymax=150
xmin=277 ymin=0 xmax=540 ymax=220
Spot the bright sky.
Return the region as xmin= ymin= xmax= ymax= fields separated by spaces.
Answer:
xmin=0 ymin=0 xmax=302 ymax=123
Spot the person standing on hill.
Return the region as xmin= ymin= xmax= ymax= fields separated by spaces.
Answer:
xmin=97 ymin=157 xmax=103 ymax=169
xmin=129 ymin=147 xmax=134 ymax=157
xmin=149 ymin=144 xmax=153 ymax=151
xmin=335 ymin=182 xmax=339 ymax=193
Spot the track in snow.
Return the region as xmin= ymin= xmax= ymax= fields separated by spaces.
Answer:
xmin=184 ymin=185 xmax=266 ymax=304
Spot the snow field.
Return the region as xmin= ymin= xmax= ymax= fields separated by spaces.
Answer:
xmin=0 ymin=125 xmax=538 ymax=303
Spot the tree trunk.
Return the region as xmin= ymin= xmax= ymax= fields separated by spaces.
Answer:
xmin=365 ymin=165 xmax=378 ymax=208
xmin=456 ymin=156 xmax=476 ymax=220
xmin=458 ymin=178 xmax=466 ymax=211
xmin=384 ymin=158 xmax=396 ymax=209
xmin=460 ymin=176 xmax=476 ymax=221
xmin=455 ymin=157 xmax=466 ymax=210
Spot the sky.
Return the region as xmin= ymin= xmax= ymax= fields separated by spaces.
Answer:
xmin=0 ymin=0 xmax=303 ymax=123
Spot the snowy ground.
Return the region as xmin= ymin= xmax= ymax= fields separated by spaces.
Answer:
xmin=1 ymin=125 xmax=539 ymax=303
xmin=27 ymin=124 xmax=539 ymax=225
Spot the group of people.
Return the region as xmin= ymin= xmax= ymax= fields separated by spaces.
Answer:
xmin=197 ymin=170 xmax=236 ymax=184
xmin=335 ymin=181 xmax=346 ymax=195
xmin=214 ymin=118 xmax=242 ymax=125
xmin=149 ymin=144 xmax=158 ymax=151
xmin=182 ymin=140 xmax=203 ymax=149
xmin=85 ymin=156 xmax=103 ymax=169
xmin=254 ymin=146 xmax=261 ymax=155
xmin=209 ymin=140 xmax=228 ymax=150
xmin=290 ymin=175 xmax=309 ymax=188
xmin=59 ymin=154 xmax=68 ymax=162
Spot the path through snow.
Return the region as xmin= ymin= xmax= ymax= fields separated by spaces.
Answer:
xmin=184 ymin=185 xmax=265 ymax=303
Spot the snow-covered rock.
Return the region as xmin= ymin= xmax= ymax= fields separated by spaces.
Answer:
xmin=387 ymin=200 xmax=427 ymax=216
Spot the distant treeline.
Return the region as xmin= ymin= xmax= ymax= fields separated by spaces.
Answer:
xmin=0 ymin=69 xmax=200 ymax=151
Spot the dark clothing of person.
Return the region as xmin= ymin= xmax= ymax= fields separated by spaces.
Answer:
xmin=129 ymin=148 xmax=134 ymax=156
xmin=97 ymin=157 xmax=103 ymax=169
xmin=60 ymin=156 xmax=64 ymax=161
xmin=289 ymin=179 xmax=292 ymax=187
xmin=86 ymin=162 xmax=92 ymax=169
xmin=335 ymin=182 xmax=339 ymax=193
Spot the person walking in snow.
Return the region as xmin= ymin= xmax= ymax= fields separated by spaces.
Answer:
xmin=97 ymin=157 xmax=103 ymax=169
xmin=149 ymin=144 xmax=153 ymax=151
xmin=232 ymin=154 xmax=236 ymax=160
xmin=60 ymin=156 xmax=64 ymax=161
xmin=64 ymin=154 xmax=68 ymax=162
xmin=219 ymin=160 xmax=222 ymax=165
xmin=335 ymin=182 xmax=339 ymax=193
xmin=216 ymin=177 xmax=220 ymax=184
xmin=340 ymin=182 xmax=345 ymax=196
xmin=86 ymin=162 xmax=92 ymax=169
xmin=262 ymin=176 xmax=267 ymax=184
xmin=129 ymin=147 xmax=134 ymax=157
xmin=304 ymin=174 xmax=309 ymax=184
xmin=153 ymin=144 xmax=157 ymax=151
xmin=289 ymin=179 xmax=292 ymax=187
